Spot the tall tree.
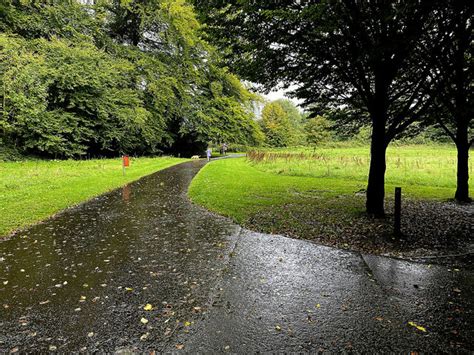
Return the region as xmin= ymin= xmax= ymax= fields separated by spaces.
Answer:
xmin=274 ymin=98 xmax=305 ymax=145
xmin=194 ymin=1 xmax=437 ymax=216
xmin=430 ymin=0 xmax=473 ymax=202
xmin=103 ymin=0 xmax=258 ymax=153
xmin=260 ymin=101 xmax=292 ymax=147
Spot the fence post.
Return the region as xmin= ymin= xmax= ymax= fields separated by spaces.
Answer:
xmin=394 ymin=187 xmax=402 ymax=236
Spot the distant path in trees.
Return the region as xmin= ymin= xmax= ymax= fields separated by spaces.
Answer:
xmin=0 ymin=160 xmax=472 ymax=352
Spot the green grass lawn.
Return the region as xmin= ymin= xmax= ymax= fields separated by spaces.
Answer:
xmin=189 ymin=157 xmax=356 ymax=222
xmin=0 ymin=157 xmax=187 ymax=237
xmin=189 ymin=144 xmax=472 ymax=224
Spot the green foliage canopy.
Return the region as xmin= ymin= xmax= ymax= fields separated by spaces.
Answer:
xmin=0 ymin=0 xmax=261 ymax=158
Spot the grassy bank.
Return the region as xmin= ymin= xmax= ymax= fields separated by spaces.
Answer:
xmin=189 ymin=145 xmax=472 ymax=256
xmin=0 ymin=157 xmax=187 ymax=237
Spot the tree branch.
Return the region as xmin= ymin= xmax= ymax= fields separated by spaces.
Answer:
xmin=436 ymin=118 xmax=457 ymax=143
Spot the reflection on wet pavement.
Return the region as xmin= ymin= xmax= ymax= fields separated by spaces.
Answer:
xmin=1 ymin=160 xmax=473 ymax=352
xmin=122 ymin=184 xmax=132 ymax=202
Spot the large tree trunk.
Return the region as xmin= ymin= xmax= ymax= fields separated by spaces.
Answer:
xmin=454 ymin=124 xmax=471 ymax=202
xmin=366 ymin=115 xmax=387 ymax=217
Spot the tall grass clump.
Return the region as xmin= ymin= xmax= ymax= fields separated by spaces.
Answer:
xmin=246 ymin=145 xmax=472 ymax=191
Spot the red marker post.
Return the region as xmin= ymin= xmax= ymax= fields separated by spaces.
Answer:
xmin=122 ymin=155 xmax=130 ymax=176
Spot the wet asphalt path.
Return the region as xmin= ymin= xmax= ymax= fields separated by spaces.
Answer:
xmin=1 ymin=160 xmax=473 ymax=352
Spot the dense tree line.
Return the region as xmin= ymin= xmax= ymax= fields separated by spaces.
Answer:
xmin=0 ymin=0 xmax=263 ymax=159
xmin=194 ymin=0 xmax=473 ymax=213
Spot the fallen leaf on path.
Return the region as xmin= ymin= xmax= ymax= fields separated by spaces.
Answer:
xmin=175 ymin=344 xmax=184 ymax=350
xmin=125 ymin=287 xmax=133 ymax=291
xmin=408 ymin=321 xmax=427 ymax=332
xmin=140 ymin=317 xmax=148 ymax=324
xmin=275 ymin=325 xmax=281 ymax=331
xmin=143 ymin=304 xmax=153 ymax=311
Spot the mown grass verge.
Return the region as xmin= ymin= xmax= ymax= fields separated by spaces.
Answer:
xmin=0 ymin=157 xmax=187 ymax=237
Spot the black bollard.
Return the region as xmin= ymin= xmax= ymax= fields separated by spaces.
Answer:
xmin=394 ymin=187 xmax=401 ymax=236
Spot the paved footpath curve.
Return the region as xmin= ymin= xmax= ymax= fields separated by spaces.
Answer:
xmin=1 ymin=160 xmax=473 ymax=352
